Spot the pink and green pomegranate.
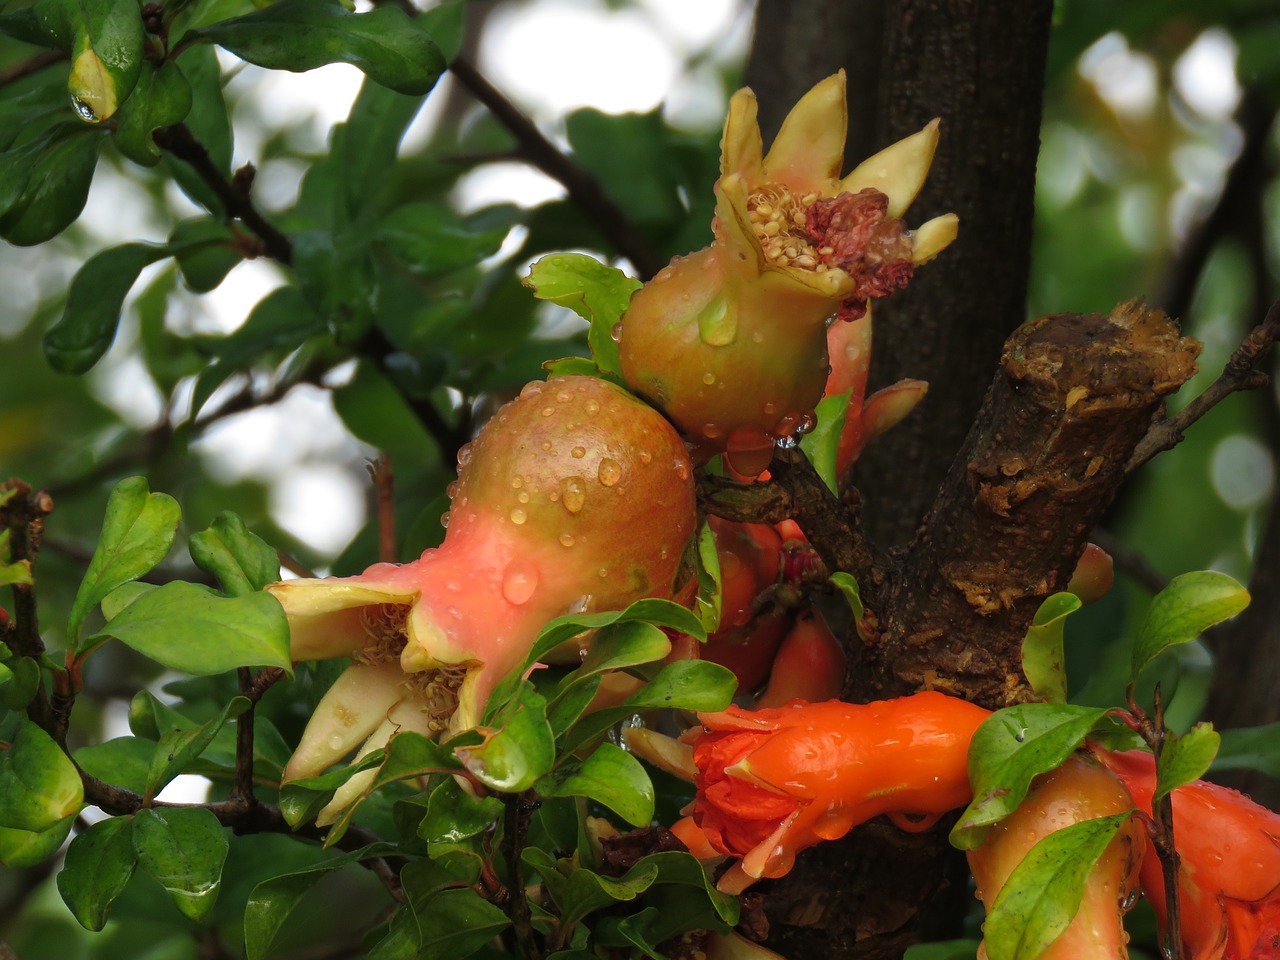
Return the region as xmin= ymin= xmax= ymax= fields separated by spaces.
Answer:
xmin=268 ymin=375 xmax=697 ymax=822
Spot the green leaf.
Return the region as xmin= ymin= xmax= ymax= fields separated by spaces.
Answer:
xmin=189 ymin=512 xmax=281 ymax=597
xmin=538 ymin=742 xmax=654 ymax=827
xmin=1155 ymin=722 xmax=1220 ymax=801
xmin=147 ymin=697 xmax=252 ymax=801
xmin=379 ymin=202 xmax=512 ymax=277
xmin=693 ymin=518 xmax=722 ymax=634
xmin=546 ymin=619 xmax=673 ymax=733
xmin=65 ymin=477 xmax=180 ymax=645
xmin=162 ymin=45 xmax=232 ymax=213
xmin=1212 ymin=722 xmax=1280 ymax=780
xmin=1021 ymin=592 xmax=1081 ymax=704
xmin=950 ymin=704 xmax=1110 ymax=850
xmin=1132 ymin=571 xmax=1249 ymax=682
xmin=331 ymin=359 xmax=437 ymax=460
xmin=903 ymin=940 xmax=982 ymax=960
xmin=830 ymin=571 xmax=865 ymax=620
xmin=982 ymin=813 xmax=1132 ymax=960
xmin=0 ymin=817 xmax=75 ymax=868
xmin=523 ymin=253 xmax=641 ymax=377
xmin=112 ymin=60 xmax=193 ymax=165
xmin=559 ymin=859 xmax=659 ymax=934
xmin=420 ymin=777 xmax=503 ymax=844
xmin=799 ymin=389 xmax=851 ymax=495
xmin=169 ymin=218 xmax=241 ymax=293
xmin=92 ymin=582 xmax=292 ymax=676
xmin=74 ymin=735 xmax=154 ymax=795
xmin=188 ymin=0 xmax=445 ymax=96
xmin=278 ymin=753 xmax=384 ymax=830
xmin=1 ymin=656 xmax=41 ymax=711
xmin=404 ymin=887 xmax=511 ymax=957
xmin=293 ymin=228 xmax=378 ymax=344
xmin=243 ymin=843 xmax=398 ymax=960
xmin=335 ymin=80 xmax=427 ymax=219
xmin=0 ymin=719 xmax=84 ymax=832
xmin=368 ymin=730 xmax=462 ymax=793
xmin=57 ymin=815 xmax=137 ymax=931
xmin=0 ymin=123 xmax=105 ymax=246
xmin=49 ymin=0 xmax=146 ymax=122
xmin=132 ymin=807 xmax=228 ymax=922
xmin=456 ymin=682 xmax=555 ymax=792
xmin=44 ymin=243 xmax=171 ymax=375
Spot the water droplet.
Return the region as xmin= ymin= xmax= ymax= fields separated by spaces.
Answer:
xmin=446 ymin=580 xmax=460 ymax=593
xmin=702 ymin=372 xmax=716 ymax=385
xmin=598 ymin=457 xmax=622 ymax=487
xmin=1120 ymin=889 xmax=1138 ymax=911
xmin=610 ymin=322 xmax=623 ymax=342
xmin=561 ymin=476 xmax=587 ymax=513
xmin=702 ymin=423 xmax=723 ymax=440
xmin=697 ymin=298 xmax=736 ymax=346
xmin=763 ymin=400 xmax=778 ymax=415
xmin=440 ymin=511 xmax=450 ymax=528
xmin=71 ymin=97 xmax=97 ymax=122
xmin=724 ymin=427 xmax=774 ymax=477
xmin=541 ymin=406 xmax=555 ymax=417
xmin=794 ymin=411 xmax=817 ymax=435
xmin=584 ymin=399 xmax=600 ymax=415
xmin=328 ymin=734 xmax=345 ymax=750
xmin=520 ymin=381 xmax=544 ymax=398
xmin=502 ymin=562 xmax=539 ymax=605
xmin=556 ymin=389 xmax=572 ymax=403
xmin=512 ymin=476 xmax=523 ymax=489
xmin=510 ymin=507 xmax=527 ymax=525
xmin=559 ymin=532 xmax=575 ymax=547
xmin=446 ymin=480 xmax=459 ymax=499
xmin=571 ymin=446 xmax=586 ymax=459
xmin=674 ymin=461 xmax=690 ymax=481
xmin=598 ymin=567 xmax=609 ymax=579
xmin=517 ymin=491 xmax=530 ymax=503
xmin=751 ymin=331 xmax=765 ymax=344
xmin=456 ymin=443 xmax=473 ymax=467
xmin=638 ymin=450 xmax=652 ymax=464
xmin=775 ymin=434 xmax=799 ymax=450
xmin=541 ymin=441 xmax=552 ymax=451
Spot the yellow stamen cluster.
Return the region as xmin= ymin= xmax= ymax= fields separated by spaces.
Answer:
xmin=746 ymin=187 xmax=833 ymax=272
xmin=359 ymin=603 xmax=410 ymax=663
xmin=408 ymin=665 xmax=471 ymax=732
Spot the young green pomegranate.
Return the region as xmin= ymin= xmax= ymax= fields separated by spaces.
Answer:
xmin=268 ymin=375 xmax=697 ymax=822
xmin=617 ymin=71 xmax=957 ymax=472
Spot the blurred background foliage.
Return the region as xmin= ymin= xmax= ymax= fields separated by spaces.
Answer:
xmin=0 ymin=0 xmax=1277 ymax=956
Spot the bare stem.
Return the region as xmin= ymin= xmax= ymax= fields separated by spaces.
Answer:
xmin=503 ymin=791 xmax=540 ymax=958
xmin=0 ymin=49 xmax=64 ymax=87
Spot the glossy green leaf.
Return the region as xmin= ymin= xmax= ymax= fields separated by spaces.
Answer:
xmin=293 ymin=228 xmax=378 ymax=344
xmin=455 ymin=681 xmax=554 ymax=792
xmin=92 ymin=581 xmax=292 ymax=676
xmin=0 ymin=123 xmax=105 ymax=245
xmin=1021 ymin=592 xmax=1081 ymax=704
xmin=404 ymin=887 xmax=511 ymax=958
xmin=278 ymin=752 xmax=384 ymax=829
xmin=982 ymin=813 xmax=1131 ymax=960
xmin=546 ymin=620 xmax=674 ymax=732
xmin=1132 ymin=571 xmax=1249 ymax=681
xmin=161 ymin=46 xmax=232 ymax=213
xmin=559 ymin=858 xmax=659 ymax=934
xmin=800 ymin=388 xmax=850 ymax=495
xmin=1212 ymin=722 xmax=1280 ymax=780
xmin=1155 ymin=722 xmax=1220 ymax=801
xmin=57 ymin=815 xmax=137 ymax=931
xmin=132 ymin=807 xmax=228 ymax=922
xmin=645 ymin=851 xmax=739 ymax=925
xmin=112 ymin=60 xmax=193 ymax=165
xmin=243 ymin=843 xmax=398 ymax=960
xmin=335 ymin=81 xmax=426 ymax=218
xmin=74 ymin=735 xmax=154 ymax=795
xmin=189 ymin=512 xmax=281 ymax=597
xmin=951 ymin=704 xmax=1110 ymax=849
xmin=44 ymin=243 xmax=171 ymax=375
xmin=0 ymin=719 xmax=84 ymax=832
xmin=693 ymin=518 xmax=722 ymax=634
xmin=54 ymin=0 xmax=146 ymax=122
xmin=564 ymin=108 xmax=682 ymax=228
xmin=367 ymin=730 xmax=462 ymax=793
xmin=169 ymin=218 xmax=241 ymax=293
xmin=331 ymin=360 xmax=437 ymax=460
xmin=66 ymin=477 xmax=180 ymax=645
xmin=0 ymin=817 xmax=75 ymax=868
xmin=188 ymin=0 xmax=445 ymax=96
xmin=538 ymin=742 xmax=654 ymax=827
xmin=147 ymin=697 xmax=252 ymax=801
xmin=523 ymin=253 xmax=641 ymax=377
xmin=420 ymin=777 xmax=503 ymax=844
xmin=378 ymin=202 xmax=512 ymax=278
xmin=0 ymin=656 xmax=40 ymax=711
xmin=830 ymin=571 xmax=865 ymax=620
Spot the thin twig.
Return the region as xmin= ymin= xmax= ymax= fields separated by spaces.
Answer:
xmin=1149 ymin=687 xmax=1186 ymax=960
xmin=1127 ymin=298 xmax=1280 ymax=474
xmin=503 ymin=791 xmax=539 ymax=958
xmin=233 ymin=668 xmax=257 ymax=803
xmin=370 ymin=457 xmax=397 ymax=563
xmin=0 ymin=49 xmax=64 ymax=87
xmin=448 ymin=56 xmax=664 ymax=279
xmin=1 ymin=483 xmax=55 ymax=728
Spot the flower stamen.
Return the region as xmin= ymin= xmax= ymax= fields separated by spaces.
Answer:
xmin=405 ymin=664 xmax=472 ymax=733
xmin=359 ymin=603 xmax=410 ymax=664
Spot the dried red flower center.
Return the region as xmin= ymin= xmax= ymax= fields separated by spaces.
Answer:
xmin=806 ymin=188 xmax=916 ymax=321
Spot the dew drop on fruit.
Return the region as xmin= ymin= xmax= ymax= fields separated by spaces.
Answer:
xmin=702 ymin=372 xmax=715 ymax=385
xmin=795 ymin=411 xmax=817 ymax=435
xmin=440 ymin=511 xmax=450 ymax=528
xmin=557 ymin=389 xmax=572 ymax=403
xmin=446 ymin=480 xmax=459 ymax=499
xmin=541 ymin=406 xmax=555 ymax=417
xmin=456 ymin=443 xmax=473 ymax=468
xmin=674 ymin=461 xmax=690 ymax=481
xmin=328 ymin=734 xmax=345 ymax=751
xmin=561 ymin=477 xmax=587 ymax=514
xmin=697 ymin=298 xmax=736 ymax=346
xmin=559 ymin=532 xmax=575 ymax=547
xmin=512 ymin=476 xmax=523 ymax=489
xmin=724 ymin=427 xmax=774 ymax=477
xmin=510 ymin=507 xmax=527 ymax=525
xmin=702 ymin=423 xmax=724 ymax=440
xmin=517 ymin=491 xmax=530 ymax=503
xmin=584 ymin=399 xmax=601 ymax=415
xmin=501 ymin=562 xmax=539 ymax=605
xmin=571 ymin=446 xmax=586 ymax=459
xmin=611 ymin=322 xmax=623 ymax=342
xmin=520 ymin=381 xmax=544 ymax=398
xmin=598 ymin=458 xmax=622 ymax=487
xmin=638 ymin=450 xmax=652 ymax=464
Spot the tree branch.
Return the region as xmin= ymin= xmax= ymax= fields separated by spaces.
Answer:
xmin=448 ymin=56 xmax=664 ymax=279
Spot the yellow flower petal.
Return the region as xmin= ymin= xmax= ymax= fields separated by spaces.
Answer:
xmin=762 ymin=72 xmax=848 ymax=191
xmin=721 ymin=87 xmax=765 ymax=183
xmin=840 ymin=119 xmax=941 ymax=218
xmin=283 ymin=662 xmax=406 ymax=782
xmin=911 ymin=212 xmax=959 ymax=264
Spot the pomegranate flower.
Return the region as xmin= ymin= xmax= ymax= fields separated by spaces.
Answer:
xmin=686 ymin=693 xmax=989 ymax=892
xmin=1097 ymin=749 xmax=1280 ymax=960
xmin=269 ymin=376 xmax=697 ymax=824
xmin=619 ymin=71 xmax=958 ymax=471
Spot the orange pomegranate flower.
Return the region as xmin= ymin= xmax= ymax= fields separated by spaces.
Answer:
xmin=688 ymin=693 xmax=990 ymax=892
xmin=1097 ymin=749 xmax=1280 ymax=960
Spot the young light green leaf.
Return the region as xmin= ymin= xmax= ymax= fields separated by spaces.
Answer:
xmin=982 ymin=813 xmax=1131 ymax=960
xmin=278 ymin=753 xmax=385 ymax=830
xmin=538 ymin=742 xmax=655 ymax=827
xmin=1021 ymin=592 xmax=1081 ymax=704
xmin=1132 ymin=571 xmax=1249 ymax=682
xmin=186 ymin=0 xmax=445 ymax=96
xmin=420 ymin=777 xmax=503 ymax=845
xmin=799 ymin=388 xmax=851 ymax=496
xmin=92 ymin=582 xmax=292 ymax=676
xmin=113 ymin=60 xmax=194 ymax=165
xmin=146 ymin=697 xmax=252 ymax=801
xmin=0 ymin=123 xmax=105 ymax=246
xmin=189 ymin=512 xmax=281 ymax=597
xmin=455 ymin=682 xmax=555 ymax=792
xmin=0 ymin=718 xmax=84 ymax=832
xmin=693 ymin=518 xmax=722 ymax=634
xmin=0 ymin=817 xmax=75 ymax=868
xmin=1155 ymin=722 xmax=1220 ymax=802
xmin=523 ymin=253 xmax=641 ymax=377
xmin=132 ymin=807 xmax=228 ymax=922
xmin=367 ymin=730 xmax=463 ymax=794
xmin=950 ymin=704 xmax=1110 ymax=850
xmin=830 ymin=571 xmax=864 ymax=620
xmin=57 ymin=815 xmax=137 ymax=931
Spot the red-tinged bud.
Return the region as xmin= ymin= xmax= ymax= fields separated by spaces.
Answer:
xmin=710 ymin=517 xmax=783 ymax=632
xmin=689 ymin=693 xmax=990 ymax=892
xmin=967 ymin=755 xmax=1144 ymax=960
xmin=1068 ymin=542 xmax=1115 ymax=605
xmin=700 ymin=607 xmax=792 ymax=695
xmin=754 ymin=607 xmax=845 ymax=708
xmin=268 ymin=376 xmax=696 ymax=823
xmin=1097 ymin=749 xmax=1280 ymax=960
